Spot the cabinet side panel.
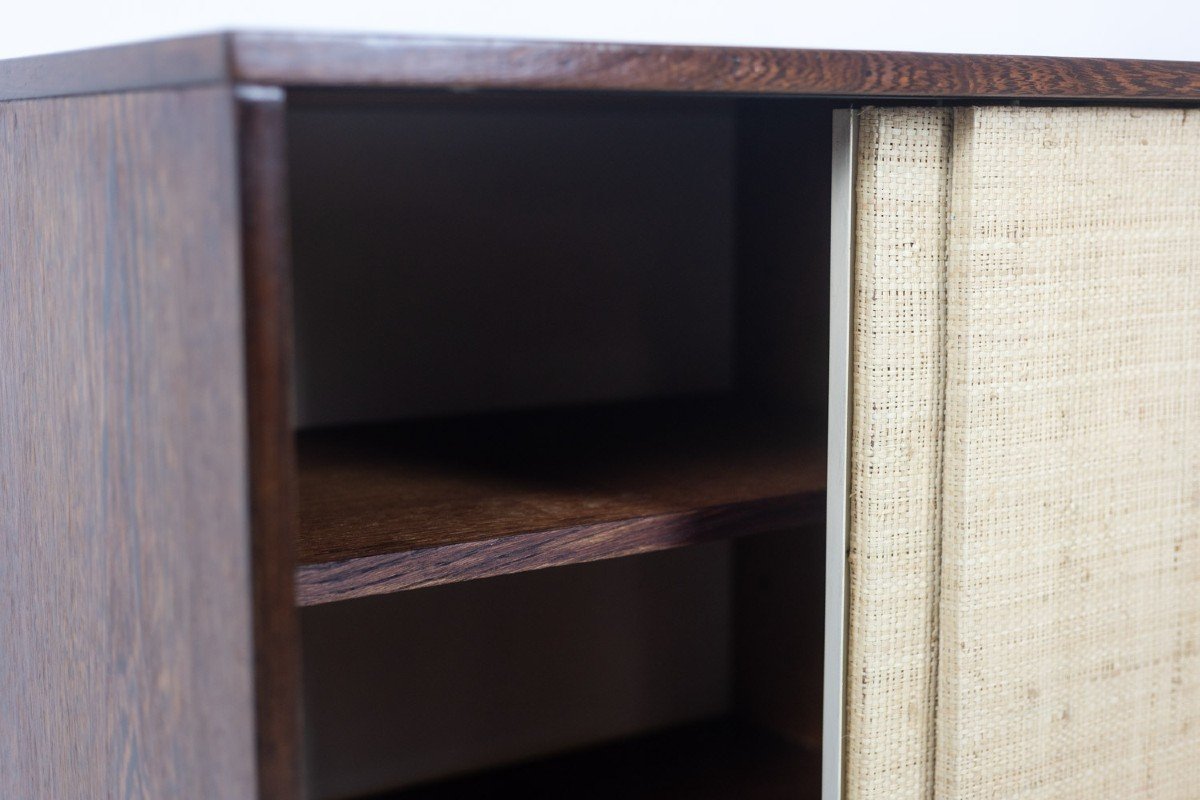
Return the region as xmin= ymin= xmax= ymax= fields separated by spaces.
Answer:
xmin=844 ymin=107 xmax=951 ymax=800
xmin=939 ymin=106 xmax=1200 ymax=799
xmin=0 ymin=88 xmax=257 ymax=798
xmin=238 ymin=87 xmax=304 ymax=800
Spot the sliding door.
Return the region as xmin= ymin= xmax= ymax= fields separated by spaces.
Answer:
xmin=837 ymin=106 xmax=1200 ymax=799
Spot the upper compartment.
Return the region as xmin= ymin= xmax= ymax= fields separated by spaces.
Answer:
xmin=284 ymin=91 xmax=835 ymax=605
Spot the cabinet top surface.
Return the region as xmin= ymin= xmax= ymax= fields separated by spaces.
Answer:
xmin=2 ymin=30 xmax=1200 ymax=102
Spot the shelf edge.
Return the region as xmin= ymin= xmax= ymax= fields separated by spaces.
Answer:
xmin=295 ymin=492 xmax=824 ymax=606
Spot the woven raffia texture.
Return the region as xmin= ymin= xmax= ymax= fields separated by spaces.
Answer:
xmin=845 ymin=107 xmax=952 ymax=800
xmin=937 ymin=106 xmax=1200 ymax=798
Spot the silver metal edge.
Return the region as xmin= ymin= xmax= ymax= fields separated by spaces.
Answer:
xmin=821 ymin=108 xmax=856 ymax=800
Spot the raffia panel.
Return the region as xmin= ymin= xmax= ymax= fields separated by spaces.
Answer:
xmin=845 ymin=107 xmax=952 ymax=800
xmin=937 ymin=106 xmax=1200 ymax=799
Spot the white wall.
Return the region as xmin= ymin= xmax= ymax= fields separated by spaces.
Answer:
xmin=3 ymin=0 xmax=1199 ymax=61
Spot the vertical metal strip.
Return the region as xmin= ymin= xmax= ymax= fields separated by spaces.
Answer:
xmin=822 ymin=108 xmax=857 ymax=800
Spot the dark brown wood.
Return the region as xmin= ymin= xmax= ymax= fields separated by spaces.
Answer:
xmin=367 ymin=717 xmax=821 ymax=799
xmin=735 ymin=527 xmax=827 ymax=751
xmin=286 ymin=91 xmax=739 ymax=429
xmin=4 ymin=31 xmax=1200 ymax=102
xmin=0 ymin=88 xmax=257 ymax=798
xmin=294 ymin=401 xmax=825 ymax=605
xmin=237 ymin=86 xmax=304 ymax=800
xmin=0 ymin=33 xmax=227 ymax=101
xmin=298 ymin=494 xmax=822 ymax=606
xmin=735 ymin=99 xmax=833 ymax=413
xmin=233 ymin=32 xmax=1200 ymax=100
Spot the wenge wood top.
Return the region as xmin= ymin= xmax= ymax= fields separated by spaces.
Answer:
xmin=3 ymin=30 xmax=1200 ymax=102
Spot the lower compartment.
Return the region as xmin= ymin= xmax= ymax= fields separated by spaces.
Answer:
xmin=375 ymin=717 xmax=820 ymax=799
xmin=301 ymin=530 xmax=825 ymax=799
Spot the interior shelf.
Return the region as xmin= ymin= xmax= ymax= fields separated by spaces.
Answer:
xmin=287 ymin=95 xmax=833 ymax=798
xmin=363 ymin=717 xmax=821 ymax=799
xmin=295 ymin=398 xmax=825 ymax=605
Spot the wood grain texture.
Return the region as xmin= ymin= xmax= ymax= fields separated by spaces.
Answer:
xmin=298 ymin=495 xmax=821 ymax=606
xmin=295 ymin=401 xmax=825 ymax=605
xmin=367 ymin=717 xmax=820 ymax=799
xmin=4 ymin=31 xmax=1200 ymax=101
xmin=0 ymin=89 xmax=257 ymax=798
xmin=0 ymin=33 xmax=227 ymax=101
xmin=237 ymin=87 xmax=304 ymax=799
xmin=232 ymin=32 xmax=1200 ymax=99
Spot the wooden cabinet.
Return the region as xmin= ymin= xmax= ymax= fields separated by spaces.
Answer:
xmin=2 ymin=32 xmax=1199 ymax=800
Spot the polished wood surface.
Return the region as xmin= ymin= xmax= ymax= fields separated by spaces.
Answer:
xmin=237 ymin=86 xmax=304 ymax=800
xmin=4 ymin=31 xmax=1200 ymax=101
xmin=0 ymin=88 xmax=258 ymax=798
xmin=234 ymin=32 xmax=1200 ymax=99
xmin=295 ymin=401 xmax=825 ymax=605
xmin=368 ymin=717 xmax=821 ymax=799
xmin=0 ymin=33 xmax=226 ymax=101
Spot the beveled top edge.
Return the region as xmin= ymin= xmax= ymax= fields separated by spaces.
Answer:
xmin=2 ymin=29 xmax=1200 ymax=102
xmin=0 ymin=33 xmax=230 ymax=102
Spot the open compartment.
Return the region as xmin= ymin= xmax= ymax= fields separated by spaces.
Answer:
xmin=283 ymin=90 xmax=836 ymax=798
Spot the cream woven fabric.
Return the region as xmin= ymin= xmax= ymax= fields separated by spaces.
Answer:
xmin=937 ymin=107 xmax=1200 ymax=798
xmin=849 ymin=106 xmax=1200 ymax=799
xmin=845 ymin=107 xmax=952 ymax=800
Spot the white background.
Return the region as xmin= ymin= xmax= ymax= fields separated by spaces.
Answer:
xmin=2 ymin=0 xmax=1199 ymax=61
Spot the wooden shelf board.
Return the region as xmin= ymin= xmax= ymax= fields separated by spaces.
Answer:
xmin=295 ymin=399 xmax=825 ymax=605
xmin=362 ymin=717 xmax=821 ymax=799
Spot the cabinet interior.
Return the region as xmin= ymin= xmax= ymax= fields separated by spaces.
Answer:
xmin=284 ymin=90 xmax=836 ymax=799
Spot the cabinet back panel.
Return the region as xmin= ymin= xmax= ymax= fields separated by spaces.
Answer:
xmin=300 ymin=544 xmax=732 ymax=799
xmin=288 ymin=96 xmax=737 ymax=426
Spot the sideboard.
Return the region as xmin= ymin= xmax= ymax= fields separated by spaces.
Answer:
xmin=3 ymin=32 xmax=1199 ymax=800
